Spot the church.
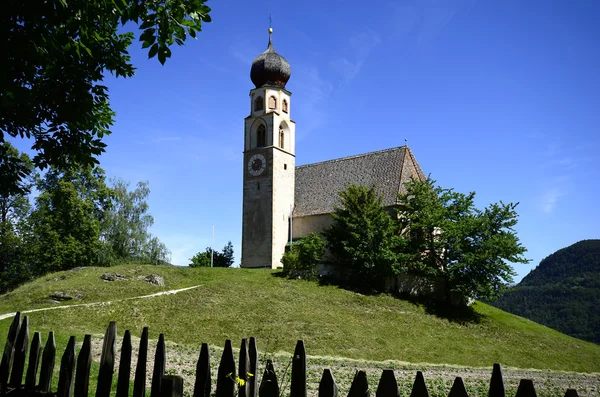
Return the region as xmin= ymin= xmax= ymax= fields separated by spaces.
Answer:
xmin=241 ymin=30 xmax=425 ymax=269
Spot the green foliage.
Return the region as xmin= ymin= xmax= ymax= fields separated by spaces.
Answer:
xmin=100 ymin=179 xmax=170 ymax=265
xmin=189 ymin=242 xmax=235 ymax=268
xmin=282 ymin=233 xmax=325 ymax=280
xmin=324 ymin=185 xmax=403 ymax=290
xmin=492 ymin=239 xmax=600 ymax=344
xmin=1 ymin=0 xmax=211 ymax=195
xmin=397 ymin=177 xmax=528 ymax=301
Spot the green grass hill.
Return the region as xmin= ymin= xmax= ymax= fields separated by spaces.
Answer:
xmin=1 ymin=264 xmax=599 ymax=376
xmin=492 ymin=239 xmax=600 ymax=344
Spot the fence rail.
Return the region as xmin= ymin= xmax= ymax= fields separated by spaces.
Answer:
xmin=0 ymin=313 xmax=581 ymax=397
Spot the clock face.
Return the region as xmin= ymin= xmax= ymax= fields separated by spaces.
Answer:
xmin=248 ymin=154 xmax=266 ymax=176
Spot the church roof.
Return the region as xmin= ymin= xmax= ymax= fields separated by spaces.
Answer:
xmin=293 ymin=146 xmax=426 ymax=217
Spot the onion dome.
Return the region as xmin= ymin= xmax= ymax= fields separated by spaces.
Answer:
xmin=250 ymin=30 xmax=291 ymax=89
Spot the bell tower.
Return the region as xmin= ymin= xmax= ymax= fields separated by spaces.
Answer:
xmin=241 ymin=28 xmax=296 ymax=268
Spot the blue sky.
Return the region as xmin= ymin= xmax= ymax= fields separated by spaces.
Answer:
xmin=12 ymin=0 xmax=600 ymax=281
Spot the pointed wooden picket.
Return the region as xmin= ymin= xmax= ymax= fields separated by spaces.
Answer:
xmin=116 ymin=330 xmax=132 ymax=397
xmin=37 ymin=331 xmax=56 ymax=392
xmin=133 ymin=327 xmax=149 ymax=397
xmin=488 ymin=363 xmax=505 ymax=397
xmin=291 ymin=340 xmax=307 ymax=397
xmin=448 ymin=377 xmax=468 ymax=397
xmin=0 ymin=312 xmax=22 ymax=391
xmin=248 ymin=337 xmax=258 ymax=397
xmin=514 ymin=379 xmax=537 ymax=397
xmin=96 ymin=321 xmax=117 ymax=397
xmin=318 ymin=369 xmax=338 ymax=397
xmin=57 ymin=336 xmax=76 ymax=397
xmin=564 ymin=389 xmax=579 ymax=397
xmin=151 ymin=334 xmax=167 ymax=397
xmin=24 ymin=332 xmax=42 ymax=390
xmin=258 ymin=359 xmax=279 ymax=397
xmin=409 ymin=371 xmax=428 ymax=397
xmin=376 ymin=369 xmax=398 ymax=397
xmin=194 ymin=343 xmax=211 ymax=397
xmin=347 ymin=370 xmax=369 ymax=397
xmin=75 ymin=335 xmax=92 ymax=397
xmin=8 ymin=315 xmax=29 ymax=388
xmin=162 ymin=375 xmax=184 ymax=397
xmin=239 ymin=339 xmax=249 ymax=397
xmin=216 ymin=339 xmax=236 ymax=397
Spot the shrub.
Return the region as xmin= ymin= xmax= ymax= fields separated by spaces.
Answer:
xmin=282 ymin=233 xmax=325 ymax=280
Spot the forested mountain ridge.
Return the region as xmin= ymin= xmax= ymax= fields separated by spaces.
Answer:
xmin=492 ymin=239 xmax=600 ymax=344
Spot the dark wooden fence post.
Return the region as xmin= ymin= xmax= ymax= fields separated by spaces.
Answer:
xmin=133 ymin=327 xmax=149 ymax=397
xmin=216 ymin=340 xmax=236 ymax=397
xmin=151 ymin=334 xmax=167 ymax=397
xmin=75 ymin=335 xmax=92 ymax=397
xmin=0 ymin=313 xmax=22 ymax=392
xmin=96 ymin=321 xmax=117 ymax=397
xmin=239 ymin=339 xmax=249 ymax=397
xmin=37 ymin=331 xmax=56 ymax=392
xmin=57 ymin=336 xmax=76 ymax=397
xmin=161 ymin=375 xmax=184 ymax=397
xmin=564 ymin=389 xmax=579 ymax=397
xmin=291 ymin=340 xmax=307 ymax=397
xmin=248 ymin=337 xmax=258 ymax=397
xmin=488 ymin=363 xmax=505 ymax=397
xmin=258 ymin=359 xmax=279 ymax=397
xmin=409 ymin=371 xmax=428 ymax=397
xmin=318 ymin=369 xmax=337 ymax=397
xmin=448 ymin=377 xmax=468 ymax=397
xmin=9 ymin=315 xmax=29 ymax=388
xmin=194 ymin=343 xmax=211 ymax=397
xmin=514 ymin=379 xmax=537 ymax=397
xmin=347 ymin=370 xmax=369 ymax=397
xmin=376 ymin=369 xmax=398 ymax=397
xmin=116 ymin=330 xmax=132 ymax=397
xmin=25 ymin=331 xmax=42 ymax=390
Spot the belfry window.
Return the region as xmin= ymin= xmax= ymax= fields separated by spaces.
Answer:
xmin=254 ymin=96 xmax=264 ymax=111
xmin=256 ymin=125 xmax=266 ymax=147
xmin=279 ymin=125 xmax=284 ymax=149
xmin=268 ymin=96 xmax=277 ymax=110
xmin=282 ymin=99 xmax=288 ymax=113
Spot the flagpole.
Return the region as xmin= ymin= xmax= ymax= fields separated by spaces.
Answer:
xmin=211 ymin=224 xmax=214 ymax=267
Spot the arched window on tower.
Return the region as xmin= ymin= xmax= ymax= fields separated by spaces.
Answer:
xmin=279 ymin=125 xmax=284 ymax=149
xmin=256 ymin=125 xmax=266 ymax=147
xmin=268 ymin=96 xmax=277 ymax=110
xmin=254 ymin=96 xmax=264 ymax=111
xmin=282 ymin=99 xmax=288 ymax=113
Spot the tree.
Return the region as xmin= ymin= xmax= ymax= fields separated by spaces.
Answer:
xmin=282 ymin=233 xmax=325 ymax=280
xmin=189 ymin=249 xmax=211 ymax=268
xmin=189 ymin=242 xmax=235 ymax=268
xmin=324 ymin=185 xmax=403 ymax=291
xmin=100 ymin=179 xmax=170 ymax=265
xmin=2 ymin=0 xmax=212 ymax=194
xmin=397 ymin=177 xmax=529 ymax=302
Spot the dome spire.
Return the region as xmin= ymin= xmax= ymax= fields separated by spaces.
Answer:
xmin=250 ymin=19 xmax=291 ymax=89
xmin=268 ymin=14 xmax=273 ymax=46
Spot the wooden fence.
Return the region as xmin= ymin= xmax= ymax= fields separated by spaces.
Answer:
xmin=0 ymin=312 xmax=581 ymax=397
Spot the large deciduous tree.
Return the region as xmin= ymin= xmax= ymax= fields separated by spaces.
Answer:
xmin=397 ymin=177 xmax=529 ymax=301
xmin=2 ymin=0 xmax=212 ymax=193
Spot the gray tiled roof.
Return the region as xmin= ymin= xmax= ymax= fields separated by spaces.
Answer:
xmin=293 ymin=146 xmax=425 ymax=217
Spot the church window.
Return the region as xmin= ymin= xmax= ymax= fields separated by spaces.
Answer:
xmin=278 ymin=125 xmax=284 ymax=149
xmin=268 ymin=96 xmax=277 ymax=110
xmin=256 ymin=125 xmax=266 ymax=147
xmin=282 ymin=99 xmax=288 ymax=113
xmin=284 ymin=164 xmax=287 ymax=170
xmin=257 ymin=182 xmax=260 ymax=190
xmin=254 ymin=96 xmax=264 ymax=111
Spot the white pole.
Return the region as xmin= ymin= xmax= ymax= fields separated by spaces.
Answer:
xmin=211 ymin=224 xmax=214 ymax=267
xmin=289 ymin=204 xmax=293 ymax=244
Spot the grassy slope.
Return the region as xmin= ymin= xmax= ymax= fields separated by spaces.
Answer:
xmin=1 ymin=264 xmax=599 ymax=375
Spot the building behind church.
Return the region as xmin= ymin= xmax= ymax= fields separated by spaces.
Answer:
xmin=241 ymin=31 xmax=425 ymax=269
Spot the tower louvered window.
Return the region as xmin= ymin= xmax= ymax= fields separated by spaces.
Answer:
xmin=257 ymin=125 xmax=266 ymax=147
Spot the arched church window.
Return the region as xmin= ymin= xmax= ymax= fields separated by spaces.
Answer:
xmin=282 ymin=99 xmax=288 ymax=113
xmin=254 ymin=96 xmax=264 ymax=111
xmin=279 ymin=125 xmax=284 ymax=149
xmin=257 ymin=125 xmax=266 ymax=147
xmin=268 ymin=96 xmax=277 ymax=110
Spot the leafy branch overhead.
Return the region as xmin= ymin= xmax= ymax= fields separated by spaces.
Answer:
xmin=2 ymin=0 xmax=212 ymax=193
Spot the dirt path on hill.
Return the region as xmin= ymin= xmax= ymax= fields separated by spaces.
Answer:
xmin=0 ymin=284 xmax=203 ymax=321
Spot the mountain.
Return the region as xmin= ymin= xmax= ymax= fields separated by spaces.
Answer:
xmin=0 ymin=264 xmax=599 ymax=373
xmin=493 ymin=239 xmax=600 ymax=344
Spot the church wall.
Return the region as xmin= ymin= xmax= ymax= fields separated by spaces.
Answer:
xmin=271 ymin=147 xmax=295 ymax=268
xmin=292 ymin=213 xmax=333 ymax=239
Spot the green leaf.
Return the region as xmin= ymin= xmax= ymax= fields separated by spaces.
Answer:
xmin=148 ymin=43 xmax=159 ymax=59
xmin=188 ymin=28 xmax=196 ymax=39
